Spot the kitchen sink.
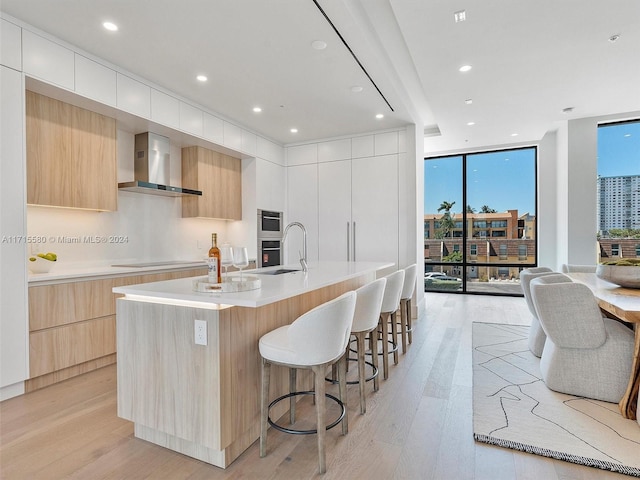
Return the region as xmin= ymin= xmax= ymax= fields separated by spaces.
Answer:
xmin=256 ymin=268 xmax=300 ymax=275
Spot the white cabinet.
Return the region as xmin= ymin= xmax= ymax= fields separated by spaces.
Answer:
xmin=1 ymin=66 xmax=28 ymax=389
xmin=287 ymin=143 xmax=317 ymax=166
xmin=22 ymin=30 xmax=74 ymax=90
xmin=256 ymin=159 xmax=285 ymax=213
xmin=223 ymin=122 xmax=242 ymax=151
xmin=179 ymin=101 xmax=203 ymax=136
xmin=241 ymin=130 xmax=257 ymax=156
xmin=1 ymin=18 xmax=22 ymax=70
xmin=286 ymin=164 xmax=318 ymax=264
xmin=286 ymin=136 xmax=401 ymax=271
xmin=203 ymin=113 xmax=224 ymax=144
xmin=352 ymin=154 xmax=398 ymax=267
xmin=116 ymin=73 xmax=150 ymax=118
xmin=75 ymin=54 xmax=116 ymax=106
xmin=150 ymin=89 xmax=180 ymax=128
xmin=318 ymin=160 xmax=352 ymax=261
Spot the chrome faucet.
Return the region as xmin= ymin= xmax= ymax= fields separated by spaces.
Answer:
xmin=282 ymin=222 xmax=308 ymax=272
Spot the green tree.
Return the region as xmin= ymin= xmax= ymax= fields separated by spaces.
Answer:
xmin=443 ymin=251 xmax=462 ymax=263
xmin=466 ymin=205 xmax=476 ymax=213
xmin=480 ymin=205 xmax=496 ymax=213
xmin=437 ymin=201 xmax=456 ymax=238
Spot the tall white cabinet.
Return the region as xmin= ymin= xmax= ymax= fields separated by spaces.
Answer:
xmin=351 ymin=154 xmax=398 ymax=264
xmin=318 ymin=160 xmax=351 ymax=261
xmin=1 ymin=65 xmax=29 ymax=394
xmin=287 ymin=131 xmax=402 ymax=272
xmin=286 ymin=164 xmax=319 ymax=264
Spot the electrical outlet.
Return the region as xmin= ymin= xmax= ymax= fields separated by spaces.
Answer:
xmin=194 ymin=319 xmax=207 ymax=345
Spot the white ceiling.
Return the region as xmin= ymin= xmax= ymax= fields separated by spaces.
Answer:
xmin=2 ymin=0 xmax=639 ymax=153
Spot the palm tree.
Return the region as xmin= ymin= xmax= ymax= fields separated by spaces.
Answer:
xmin=480 ymin=205 xmax=496 ymax=213
xmin=466 ymin=205 xmax=476 ymax=213
xmin=437 ymin=201 xmax=456 ymax=238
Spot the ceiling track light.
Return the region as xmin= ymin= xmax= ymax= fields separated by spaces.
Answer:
xmin=311 ymin=0 xmax=394 ymax=113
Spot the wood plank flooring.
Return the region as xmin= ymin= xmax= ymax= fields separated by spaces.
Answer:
xmin=1 ymin=293 xmax=633 ymax=479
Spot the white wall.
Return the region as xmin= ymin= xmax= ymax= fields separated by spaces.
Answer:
xmin=537 ymin=130 xmax=559 ymax=269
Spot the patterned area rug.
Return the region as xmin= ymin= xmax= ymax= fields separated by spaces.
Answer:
xmin=472 ymin=322 xmax=640 ymax=477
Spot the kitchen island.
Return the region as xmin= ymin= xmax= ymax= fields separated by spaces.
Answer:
xmin=113 ymin=261 xmax=391 ymax=468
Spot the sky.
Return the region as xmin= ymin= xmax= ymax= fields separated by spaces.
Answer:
xmin=424 ymin=120 xmax=640 ymax=216
xmin=424 ymin=147 xmax=536 ymax=216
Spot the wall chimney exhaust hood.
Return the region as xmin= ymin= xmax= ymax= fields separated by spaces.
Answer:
xmin=118 ymin=132 xmax=202 ymax=197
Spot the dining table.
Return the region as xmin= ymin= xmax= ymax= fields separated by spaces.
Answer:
xmin=567 ymin=272 xmax=640 ymax=420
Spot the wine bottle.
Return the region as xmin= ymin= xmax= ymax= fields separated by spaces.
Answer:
xmin=208 ymin=233 xmax=221 ymax=284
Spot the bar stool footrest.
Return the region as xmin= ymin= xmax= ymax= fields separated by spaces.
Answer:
xmin=267 ymin=391 xmax=345 ymax=435
xmin=325 ymin=357 xmax=379 ymax=385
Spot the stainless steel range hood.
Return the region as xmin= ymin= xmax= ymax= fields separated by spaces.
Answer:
xmin=118 ymin=132 xmax=202 ymax=197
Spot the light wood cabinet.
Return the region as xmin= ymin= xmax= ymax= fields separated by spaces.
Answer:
xmin=26 ymin=91 xmax=117 ymax=211
xmin=181 ymin=146 xmax=242 ymax=220
xmin=26 ymin=267 xmax=207 ymax=391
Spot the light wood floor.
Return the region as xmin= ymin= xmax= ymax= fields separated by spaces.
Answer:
xmin=1 ymin=293 xmax=633 ymax=479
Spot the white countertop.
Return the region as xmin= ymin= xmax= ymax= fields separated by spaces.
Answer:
xmin=113 ymin=261 xmax=392 ymax=308
xmin=28 ymin=260 xmax=208 ymax=285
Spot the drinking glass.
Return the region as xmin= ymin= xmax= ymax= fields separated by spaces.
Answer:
xmin=220 ymin=244 xmax=234 ymax=281
xmin=232 ymin=246 xmax=249 ymax=282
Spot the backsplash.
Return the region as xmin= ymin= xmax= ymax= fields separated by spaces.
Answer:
xmin=26 ymin=194 xmax=231 ymax=267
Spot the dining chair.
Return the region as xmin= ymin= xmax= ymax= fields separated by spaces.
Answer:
xmin=530 ymin=276 xmax=635 ymax=403
xmin=520 ymin=268 xmax=569 ymax=357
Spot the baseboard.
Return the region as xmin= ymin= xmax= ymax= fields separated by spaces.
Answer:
xmin=0 ymin=381 xmax=25 ymax=401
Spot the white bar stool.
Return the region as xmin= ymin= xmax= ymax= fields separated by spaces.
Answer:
xmin=259 ymin=290 xmax=357 ymax=474
xmin=378 ymin=270 xmax=405 ymax=380
xmin=350 ymin=278 xmax=386 ymax=413
xmin=399 ymin=264 xmax=417 ymax=353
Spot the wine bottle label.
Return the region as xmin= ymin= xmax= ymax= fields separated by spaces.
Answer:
xmin=208 ymin=261 xmax=219 ymax=282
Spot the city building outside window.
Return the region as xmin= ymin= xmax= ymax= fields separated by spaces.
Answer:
xmin=597 ymin=120 xmax=640 ymax=262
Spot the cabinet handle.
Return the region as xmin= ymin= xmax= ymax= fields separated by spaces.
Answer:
xmin=347 ymin=222 xmax=350 ymax=261
xmin=353 ymin=221 xmax=356 ymax=262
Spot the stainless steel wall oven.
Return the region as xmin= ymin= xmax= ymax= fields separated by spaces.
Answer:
xmin=257 ymin=210 xmax=283 ymax=267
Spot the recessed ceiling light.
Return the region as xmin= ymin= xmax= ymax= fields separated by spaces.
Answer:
xmin=103 ymin=22 xmax=118 ymax=31
xmin=290 ymin=128 xmax=298 ymax=133
xmin=311 ymin=40 xmax=327 ymax=50
xmin=351 ymin=85 xmax=363 ymax=93
xmin=376 ymin=114 xmax=384 ymax=119
xmin=465 ymin=99 xmax=473 ymax=105
xmin=454 ymin=10 xmax=466 ymax=22
xmin=253 ymin=107 xmax=262 ymax=113
xmin=467 ymin=121 xmax=475 ymax=126
xmin=459 ymin=65 xmax=472 ymax=72
xmin=608 ymin=34 xmax=621 ymax=43
xmin=511 ymin=133 xmax=519 ymax=137
xmin=196 ymin=75 xmax=208 ymax=82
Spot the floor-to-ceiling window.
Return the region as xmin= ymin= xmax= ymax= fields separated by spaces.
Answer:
xmin=424 ymin=147 xmax=537 ymax=295
xmin=597 ymin=119 xmax=640 ymax=263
